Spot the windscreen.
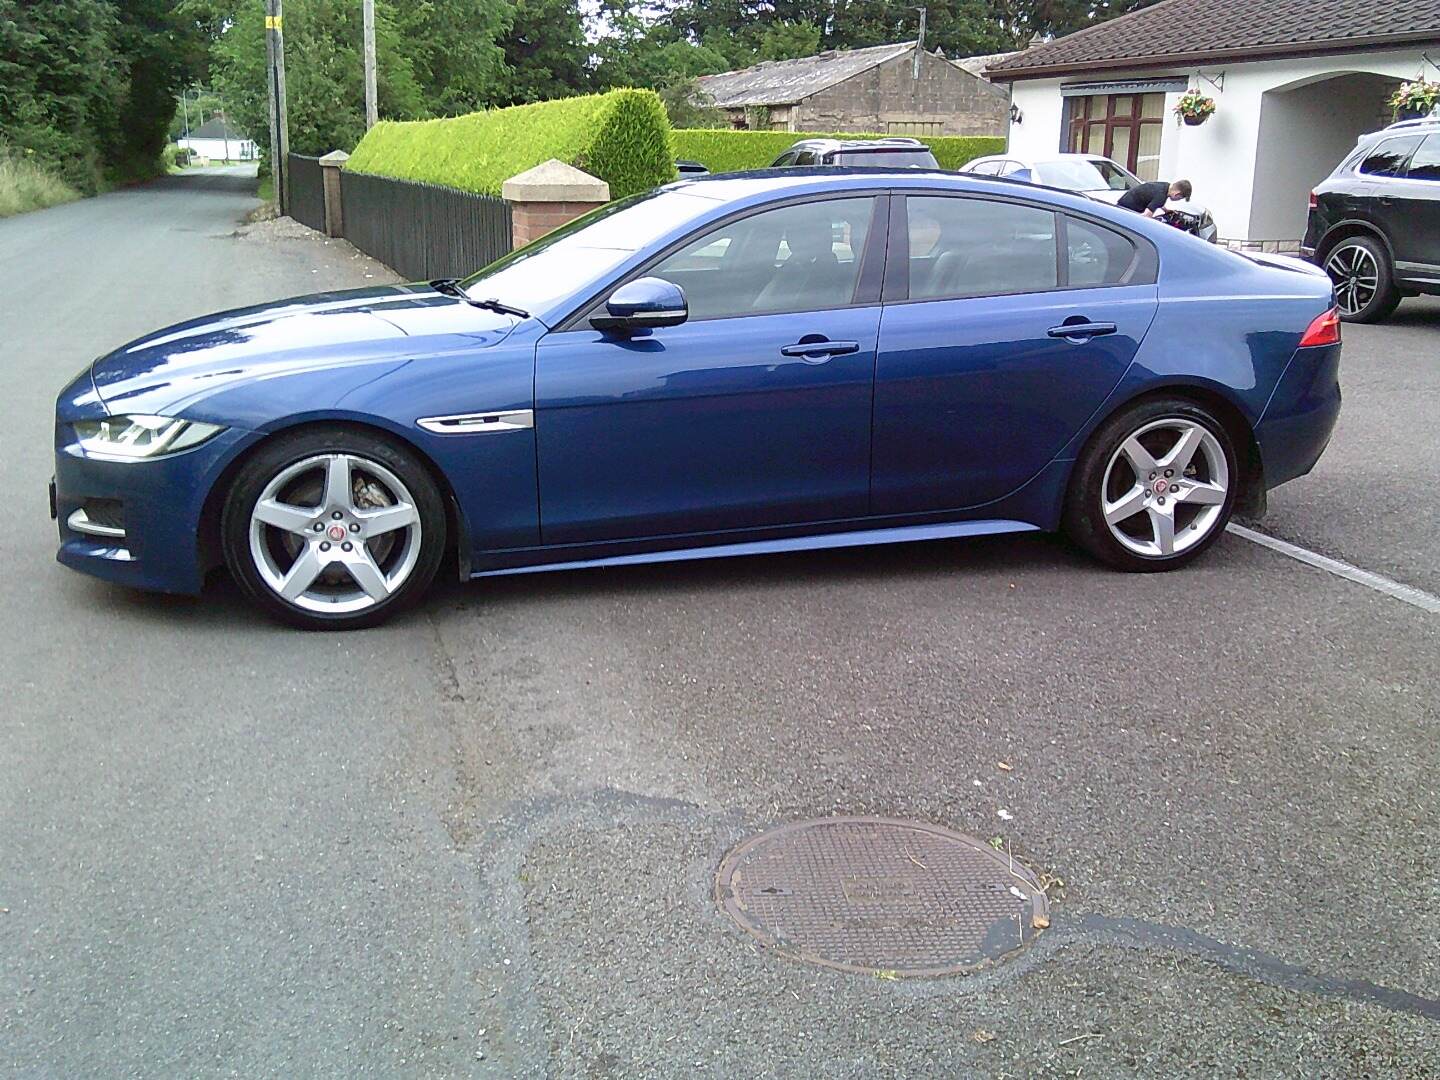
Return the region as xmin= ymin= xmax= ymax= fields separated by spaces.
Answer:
xmin=1033 ymin=159 xmax=1136 ymax=191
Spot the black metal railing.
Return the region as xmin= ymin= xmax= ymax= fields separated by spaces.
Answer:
xmin=338 ymin=171 xmax=512 ymax=281
xmin=286 ymin=154 xmax=326 ymax=233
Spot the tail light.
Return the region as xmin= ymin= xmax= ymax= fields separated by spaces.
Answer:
xmin=1299 ymin=307 xmax=1341 ymax=347
xmin=1308 ymin=190 xmax=1318 ymax=209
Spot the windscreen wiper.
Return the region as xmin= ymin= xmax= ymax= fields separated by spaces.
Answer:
xmin=429 ymin=279 xmax=528 ymax=318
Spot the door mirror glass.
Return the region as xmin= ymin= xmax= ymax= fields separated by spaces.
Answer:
xmin=592 ymin=276 xmax=688 ymax=332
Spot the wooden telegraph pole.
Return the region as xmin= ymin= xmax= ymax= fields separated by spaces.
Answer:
xmin=265 ymin=0 xmax=291 ymax=212
xmin=363 ymin=0 xmax=378 ymax=130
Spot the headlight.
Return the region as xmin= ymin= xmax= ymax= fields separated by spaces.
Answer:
xmin=73 ymin=414 xmax=225 ymax=459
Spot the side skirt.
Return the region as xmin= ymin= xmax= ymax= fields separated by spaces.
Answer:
xmin=471 ymin=519 xmax=1040 ymax=579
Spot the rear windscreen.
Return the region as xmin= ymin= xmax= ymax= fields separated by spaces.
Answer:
xmin=829 ymin=149 xmax=939 ymax=169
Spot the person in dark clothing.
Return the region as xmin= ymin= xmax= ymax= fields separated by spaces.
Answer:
xmin=1119 ymin=179 xmax=1192 ymax=216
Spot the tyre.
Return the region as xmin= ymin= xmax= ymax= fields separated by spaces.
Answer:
xmin=1064 ymin=398 xmax=1238 ymax=572
xmin=220 ymin=427 xmax=447 ymax=629
xmin=1322 ymin=235 xmax=1400 ymax=323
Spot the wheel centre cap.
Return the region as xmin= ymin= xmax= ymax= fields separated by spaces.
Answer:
xmin=1153 ymin=478 xmax=1169 ymax=494
xmin=327 ymin=524 xmax=348 ymax=541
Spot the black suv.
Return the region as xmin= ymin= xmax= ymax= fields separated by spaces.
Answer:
xmin=1303 ymin=117 xmax=1440 ymax=322
xmin=769 ymin=137 xmax=940 ymax=170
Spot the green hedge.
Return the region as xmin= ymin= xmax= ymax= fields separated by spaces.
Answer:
xmin=671 ymin=129 xmax=1005 ymax=173
xmin=346 ymin=90 xmax=676 ymax=199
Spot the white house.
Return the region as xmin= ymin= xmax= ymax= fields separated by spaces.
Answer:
xmin=987 ymin=0 xmax=1440 ymax=249
xmin=177 ymin=117 xmax=257 ymax=162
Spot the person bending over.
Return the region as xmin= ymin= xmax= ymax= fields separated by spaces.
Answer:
xmin=1119 ymin=179 xmax=1192 ymax=216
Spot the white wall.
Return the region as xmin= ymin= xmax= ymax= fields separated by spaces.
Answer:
xmin=179 ymin=137 xmax=256 ymax=160
xmin=1002 ymin=47 xmax=1435 ymax=243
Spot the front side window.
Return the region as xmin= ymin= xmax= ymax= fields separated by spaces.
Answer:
xmin=907 ymin=196 xmax=1058 ymax=300
xmin=649 ymin=197 xmax=875 ymax=320
xmin=1405 ymin=134 xmax=1440 ymax=180
xmin=1358 ymin=136 xmax=1423 ymax=176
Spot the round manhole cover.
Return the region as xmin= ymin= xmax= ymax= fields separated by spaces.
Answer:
xmin=716 ymin=817 xmax=1049 ymax=977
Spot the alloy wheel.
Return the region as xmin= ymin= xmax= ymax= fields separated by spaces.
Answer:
xmin=1100 ymin=418 xmax=1229 ymax=558
xmin=1324 ymin=242 xmax=1379 ymax=318
xmin=247 ymin=453 xmax=422 ymax=614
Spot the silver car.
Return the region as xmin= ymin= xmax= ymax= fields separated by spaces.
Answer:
xmin=960 ymin=152 xmax=1142 ymax=204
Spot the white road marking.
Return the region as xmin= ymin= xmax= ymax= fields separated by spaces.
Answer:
xmin=1227 ymin=523 xmax=1440 ymax=616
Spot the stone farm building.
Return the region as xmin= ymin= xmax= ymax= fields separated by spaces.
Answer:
xmin=697 ymin=41 xmax=1010 ymax=137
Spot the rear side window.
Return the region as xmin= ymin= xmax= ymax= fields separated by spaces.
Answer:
xmin=1358 ymin=135 xmax=1423 ymax=176
xmin=1066 ymin=216 xmax=1137 ymax=286
xmin=832 ymin=149 xmax=940 ymax=169
xmin=1405 ymin=134 xmax=1440 ymax=180
xmin=968 ymin=160 xmax=1000 ymax=175
xmin=906 ymin=196 xmax=1058 ymax=299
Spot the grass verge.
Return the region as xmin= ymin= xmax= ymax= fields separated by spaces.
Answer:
xmin=0 ymin=146 xmax=81 ymax=218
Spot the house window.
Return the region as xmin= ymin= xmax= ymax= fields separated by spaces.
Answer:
xmin=1067 ymin=94 xmax=1164 ymax=180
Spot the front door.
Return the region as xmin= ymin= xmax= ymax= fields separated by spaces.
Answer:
xmin=872 ymin=194 xmax=1158 ymax=514
xmin=535 ymin=195 xmax=884 ymax=545
xmin=1388 ymin=132 xmax=1440 ymax=278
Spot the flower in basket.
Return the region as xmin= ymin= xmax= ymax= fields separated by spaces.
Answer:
xmin=1174 ymin=91 xmax=1217 ymax=125
xmin=1390 ymin=80 xmax=1440 ymax=119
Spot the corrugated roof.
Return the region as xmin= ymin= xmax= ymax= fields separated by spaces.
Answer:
xmin=989 ymin=0 xmax=1440 ymax=79
xmin=697 ymin=42 xmax=917 ymax=107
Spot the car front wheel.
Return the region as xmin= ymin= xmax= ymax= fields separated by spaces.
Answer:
xmin=221 ymin=428 xmax=447 ymax=629
xmin=1064 ymin=399 xmax=1238 ymax=572
xmin=1323 ymin=235 xmax=1399 ymax=323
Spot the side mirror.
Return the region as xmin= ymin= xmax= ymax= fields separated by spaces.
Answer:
xmin=591 ymin=277 xmax=688 ymax=333
xmin=1009 ymin=167 xmax=1033 ymax=183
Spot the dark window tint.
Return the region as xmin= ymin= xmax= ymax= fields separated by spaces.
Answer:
xmin=1358 ymin=135 xmax=1423 ymax=176
xmin=771 ymin=151 xmax=796 ymax=167
xmin=794 ymin=150 xmax=818 ymax=166
xmin=830 ymin=148 xmax=939 ymax=168
xmin=1066 ymin=216 xmax=1136 ymax=286
xmin=1406 ymin=134 xmax=1440 ymax=180
xmin=650 ymin=197 xmax=874 ymax=319
xmin=907 ymin=196 xmax=1058 ymax=299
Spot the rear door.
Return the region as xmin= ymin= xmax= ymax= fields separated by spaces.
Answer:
xmin=871 ymin=193 xmax=1158 ymax=513
xmin=1390 ymin=133 xmax=1440 ymax=280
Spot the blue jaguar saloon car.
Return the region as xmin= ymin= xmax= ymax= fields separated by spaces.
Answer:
xmin=53 ymin=170 xmax=1341 ymax=628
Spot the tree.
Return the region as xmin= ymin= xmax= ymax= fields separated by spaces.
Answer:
xmin=758 ymin=20 xmax=820 ymax=61
xmin=394 ymin=0 xmax=511 ymax=116
xmin=211 ymin=0 xmax=427 ymax=157
xmin=499 ymin=0 xmax=591 ymax=103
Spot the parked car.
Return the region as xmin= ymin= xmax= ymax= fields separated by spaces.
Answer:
xmin=1303 ymin=116 xmax=1440 ymax=322
xmin=961 ymin=152 xmax=1140 ymax=203
xmin=54 ymin=171 xmax=1341 ymax=629
xmin=770 ymin=137 xmax=939 ymax=169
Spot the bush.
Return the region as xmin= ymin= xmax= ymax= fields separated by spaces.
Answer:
xmin=346 ymin=89 xmax=676 ymax=199
xmin=0 ymin=143 xmax=81 ymax=218
xmin=670 ymin=129 xmax=1006 ymax=173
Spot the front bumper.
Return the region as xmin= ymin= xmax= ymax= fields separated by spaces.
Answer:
xmin=53 ymin=426 xmax=259 ymax=595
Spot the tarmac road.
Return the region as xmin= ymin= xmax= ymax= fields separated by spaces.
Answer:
xmin=2 ymin=166 xmax=1436 ymax=1078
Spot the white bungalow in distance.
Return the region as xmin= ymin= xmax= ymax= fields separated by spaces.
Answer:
xmin=986 ymin=0 xmax=1440 ymax=250
xmin=177 ymin=116 xmax=257 ymax=163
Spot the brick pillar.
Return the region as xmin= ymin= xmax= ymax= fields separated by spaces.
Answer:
xmin=317 ymin=150 xmax=349 ymax=238
xmin=501 ymin=159 xmax=610 ymax=250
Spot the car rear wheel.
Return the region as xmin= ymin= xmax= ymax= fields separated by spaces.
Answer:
xmin=1323 ymin=235 xmax=1399 ymax=323
xmin=1064 ymin=399 xmax=1238 ymax=572
xmin=221 ymin=428 xmax=446 ymax=629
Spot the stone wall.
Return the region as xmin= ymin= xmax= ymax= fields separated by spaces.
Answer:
xmin=792 ymin=50 xmax=1008 ymax=136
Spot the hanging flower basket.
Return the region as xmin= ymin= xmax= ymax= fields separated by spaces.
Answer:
xmin=1174 ymin=91 xmax=1216 ymax=126
xmin=1390 ymin=80 xmax=1440 ymax=120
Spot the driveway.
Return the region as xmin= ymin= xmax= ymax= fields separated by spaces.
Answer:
xmin=2 ymin=169 xmax=1436 ymax=1078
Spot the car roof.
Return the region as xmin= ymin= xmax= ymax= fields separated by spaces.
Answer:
xmin=663 ymin=166 xmax=1114 ymax=211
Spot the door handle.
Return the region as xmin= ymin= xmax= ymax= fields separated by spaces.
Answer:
xmin=780 ymin=339 xmax=860 ymax=359
xmin=1047 ymin=321 xmax=1117 ymax=341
